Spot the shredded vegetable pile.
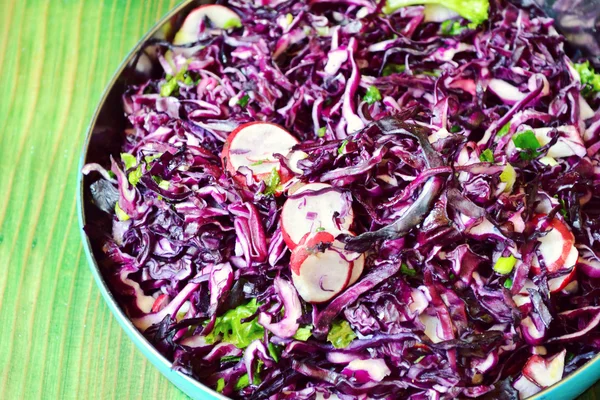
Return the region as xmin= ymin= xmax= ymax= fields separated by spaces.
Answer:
xmin=83 ymin=0 xmax=600 ymax=398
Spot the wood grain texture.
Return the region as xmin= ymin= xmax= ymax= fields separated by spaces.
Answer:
xmin=0 ymin=0 xmax=598 ymax=399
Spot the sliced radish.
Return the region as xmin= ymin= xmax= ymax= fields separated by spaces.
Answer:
xmin=151 ymin=293 xmax=169 ymax=313
xmin=281 ymin=183 xmax=354 ymax=249
xmin=348 ymin=252 xmax=365 ymax=286
xmin=173 ymin=5 xmax=241 ymax=46
xmin=548 ymin=268 xmax=577 ymax=293
xmin=521 ymin=316 xmax=546 ymax=345
xmin=342 ymin=358 xmax=391 ymax=383
xmin=290 ymin=232 xmax=353 ymax=303
xmin=531 ymin=215 xmax=578 ymax=275
xmin=522 ymin=349 xmax=566 ymax=388
xmin=512 ymin=279 xmax=537 ymax=313
xmin=221 ymin=122 xmax=304 ymax=190
xmin=513 ymin=374 xmax=542 ymax=399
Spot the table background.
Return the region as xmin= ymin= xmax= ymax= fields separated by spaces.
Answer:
xmin=0 ymin=0 xmax=598 ymax=399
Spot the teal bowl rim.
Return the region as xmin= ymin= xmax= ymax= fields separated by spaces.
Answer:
xmin=76 ymin=1 xmax=600 ymax=399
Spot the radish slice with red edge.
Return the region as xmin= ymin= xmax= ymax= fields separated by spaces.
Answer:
xmin=174 ymin=5 xmax=241 ymax=46
xmin=281 ymin=183 xmax=354 ymax=249
xmin=530 ymin=215 xmax=578 ymax=274
xmin=221 ymin=121 xmax=303 ymax=190
xmin=522 ymin=349 xmax=566 ymax=388
xmin=290 ymin=232 xmax=353 ymax=303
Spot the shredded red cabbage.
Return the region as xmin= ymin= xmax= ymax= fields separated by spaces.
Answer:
xmin=83 ymin=0 xmax=600 ymax=398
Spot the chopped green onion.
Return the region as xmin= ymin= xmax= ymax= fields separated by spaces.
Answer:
xmin=222 ymin=18 xmax=242 ymax=30
xmin=382 ymin=63 xmax=406 ymax=76
xmin=338 ymin=139 xmax=349 ymax=155
xmin=115 ymin=202 xmax=130 ymax=221
xmin=216 ymin=378 xmax=225 ymax=393
xmin=479 ymin=149 xmax=494 ymax=163
xmin=293 ymin=325 xmax=313 ymax=341
xmin=237 ymin=94 xmax=250 ymax=108
xmin=364 ymin=86 xmax=382 ymax=105
xmin=500 ymin=163 xmax=516 ymax=193
xmin=496 ymin=122 xmax=511 ymax=137
xmin=401 ymin=263 xmax=417 ymax=277
xmin=128 ymin=165 xmax=143 ymax=186
xmin=327 ymin=320 xmax=357 ymax=348
xmin=120 ymin=153 xmax=137 ymax=170
xmin=263 ymin=168 xmax=281 ymax=196
xmin=504 ymin=278 xmax=513 ymax=289
xmin=317 ymin=127 xmax=326 ymax=138
xmin=494 ymin=255 xmax=517 ymax=275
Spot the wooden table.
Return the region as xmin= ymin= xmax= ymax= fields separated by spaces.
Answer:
xmin=0 ymin=0 xmax=597 ymax=399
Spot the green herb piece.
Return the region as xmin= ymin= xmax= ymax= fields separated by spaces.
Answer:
xmin=267 ymin=343 xmax=282 ymax=362
xmin=419 ymin=70 xmax=441 ymax=77
xmin=220 ymin=356 xmax=242 ymax=363
xmin=317 ymin=127 xmax=326 ymax=138
xmin=415 ymin=355 xmax=426 ymax=363
xmin=114 ymin=201 xmax=130 ymax=221
xmin=120 ymin=153 xmax=137 ymax=170
xmin=183 ymin=75 xmax=194 ymax=86
xmin=158 ymin=180 xmax=170 ymax=190
xmin=285 ymin=13 xmax=294 ymax=25
xmin=250 ymin=159 xmax=266 ymax=166
xmin=572 ymin=61 xmax=600 ymax=93
xmin=382 ymin=63 xmax=406 ymax=76
xmin=263 ymin=168 xmax=281 ymax=196
xmin=496 ymin=122 xmax=511 ymax=137
xmin=235 ymin=374 xmax=250 ymax=391
xmin=338 ymin=139 xmax=349 ymax=155
xmin=499 ymin=163 xmax=516 ymax=193
xmin=400 ymin=263 xmax=417 ymax=277
xmin=503 ymin=278 xmax=513 ymax=289
xmin=237 ymin=94 xmax=250 ymax=108
xmin=205 ymin=299 xmax=264 ymax=349
xmin=450 ymin=125 xmax=461 ymax=133
xmin=144 ymin=153 xmax=162 ymax=163
xmin=216 ymin=378 xmax=225 ymax=393
xmin=107 ymin=170 xmax=116 ymax=179
xmin=223 ymin=17 xmax=242 ymax=30
xmin=512 ymin=130 xmax=541 ymax=160
xmin=384 ymin=0 xmax=489 ymax=25
xmin=449 ymin=273 xmax=456 ymax=280
xmin=493 ymin=255 xmax=517 ymax=275
xmin=327 ymin=320 xmax=357 ymax=349
xmin=441 ymin=20 xmax=464 ymax=35
xmin=160 ymin=65 xmax=189 ymax=97
xmin=479 ymin=149 xmax=494 ymax=163
xmin=128 ymin=165 xmax=143 ymax=186
xmin=364 ymin=86 xmax=382 ymax=105
xmin=315 ymin=227 xmax=325 ymax=232
xmin=293 ymin=325 xmax=313 ymax=341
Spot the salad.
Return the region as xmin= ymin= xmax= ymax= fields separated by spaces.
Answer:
xmin=82 ymin=0 xmax=600 ymax=398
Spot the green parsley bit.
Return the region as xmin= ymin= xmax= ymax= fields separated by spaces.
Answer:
xmin=128 ymin=165 xmax=143 ymax=186
xmin=317 ymin=127 xmax=326 ymax=138
xmin=415 ymin=355 xmax=426 ymax=363
xmin=158 ymin=179 xmax=170 ymax=190
xmin=293 ymin=325 xmax=313 ymax=341
xmin=327 ymin=320 xmax=357 ymax=349
xmin=479 ymin=149 xmax=494 ymax=163
xmin=235 ymin=374 xmax=250 ymax=391
xmin=183 ymin=75 xmax=194 ymax=86
xmin=107 ymin=170 xmax=116 ymax=179
xmin=237 ymin=94 xmax=250 ymax=108
xmin=493 ymin=255 xmax=517 ymax=275
xmin=496 ymin=122 xmax=511 ymax=137
xmin=364 ymin=86 xmax=382 ymax=105
xmin=499 ymin=163 xmax=516 ymax=193
xmin=216 ymin=378 xmax=225 ymax=393
xmin=503 ymin=278 xmax=513 ymax=289
xmin=114 ymin=201 xmax=130 ymax=221
xmin=315 ymin=227 xmax=325 ymax=232
xmin=338 ymin=139 xmax=349 ymax=155
xmin=263 ymin=168 xmax=281 ymax=196
xmin=512 ymin=130 xmax=541 ymax=160
xmin=144 ymin=153 xmax=162 ymax=163
xmin=267 ymin=343 xmax=282 ymax=362
xmin=572 ymin=61 xmax=600 ymax=93
xmin=160 ymin=65 xmax=189 ymax=97
xmin=450 ymin=125 xmax=461 ymax=133
xmin=382 ymin=63 xmax=406 ymax=77
xmin=250 ymin=159 xmax=266 ymax=166
xmin=400 ymin=263 xmax=417 ymax=277
xmin=120 ymin=153 xmax=137 ymax=170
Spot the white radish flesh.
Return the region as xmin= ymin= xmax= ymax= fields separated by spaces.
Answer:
xmin=281 ymin=183 xmax=353 ymax=249
xmin=174 ymin=5 xmax=241 ymax=45
xmin=522 ymin=350 xmax=566 ymax=388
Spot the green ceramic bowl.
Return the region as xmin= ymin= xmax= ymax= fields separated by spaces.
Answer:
xmin=76 ymin=1 xmax=600 ymax=399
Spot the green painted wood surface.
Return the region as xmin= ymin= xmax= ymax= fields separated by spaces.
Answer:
xmin=0 ymin=0 xmax=598 ymax=399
